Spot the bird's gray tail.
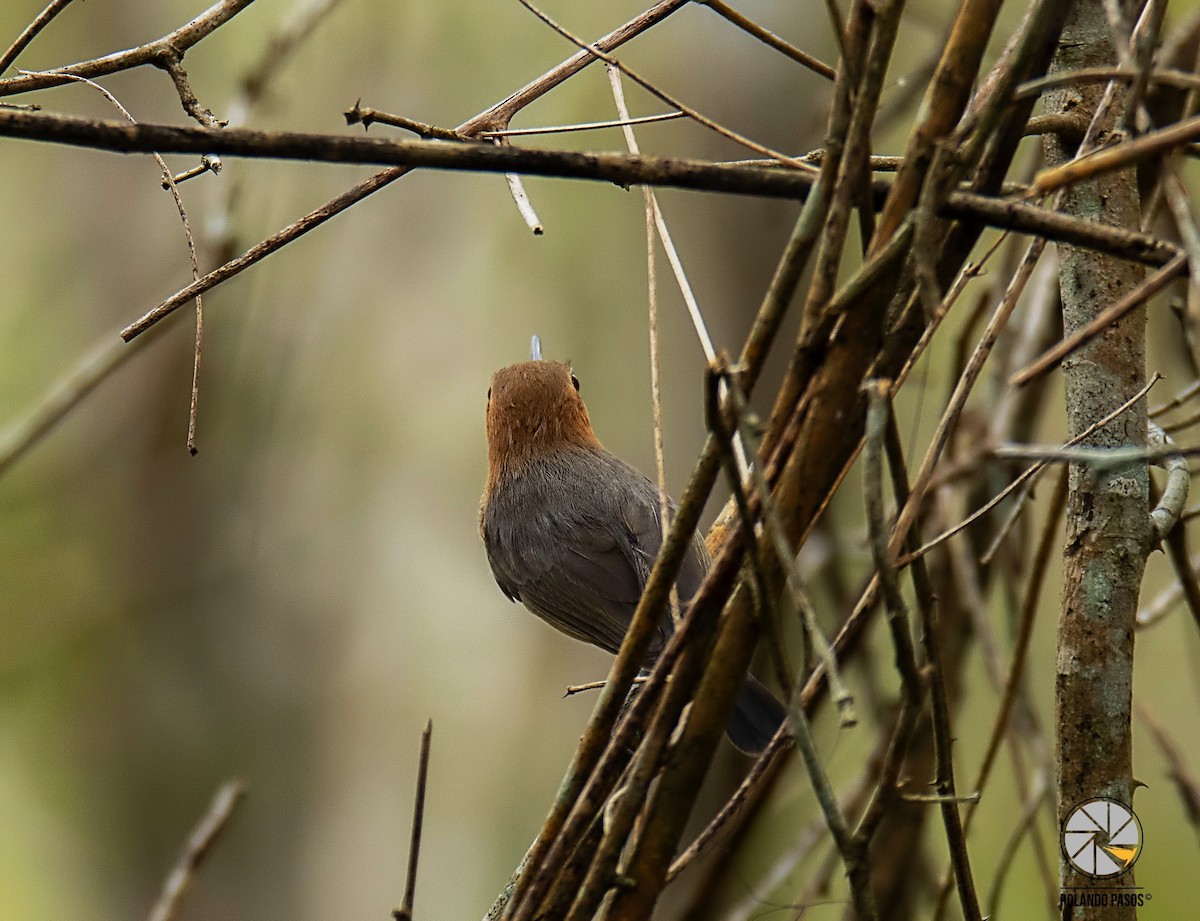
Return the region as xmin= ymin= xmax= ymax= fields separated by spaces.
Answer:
xmin=726 ymin=674 xmax=787 ymax=754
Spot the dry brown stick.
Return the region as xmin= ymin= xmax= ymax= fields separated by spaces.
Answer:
xmin=877 ymin=378 xmax=984 ymax=921
xmin=780 ymin=659 xmax=868 ymax=920
xmin=1023 ymin=112 xmax=1089 ymax=141
xmin=0 ymin=0 xmax=78 ymax=75
xmin=942 ymin=190 xmax=1180 ymax=266
xmin=795 ymin=150 xmax=904 ymax=170
xmin=716 ymin=365 xmax=845 ymax=713
xmin=393 ymin=720 xmax=433 ymax=921
xmin=1010 ymin=252 xmax=1186 ymax=386
xmin=613 ymin=62 xmax=676 ymax=624
xmin=1016 ymin=64 xmax=1200 ymax=99
xmin=871 ymin=0 xmax=1005 ymax=251
xmin=146 ymin=780 xmax=246 ymax=921
xmin=700 ymin=0 xmax=836 ymax=80
xmin=0 ymin=0 xmax=257 ymax=97
xmin=661 ymin=180 xmax=847 ymax=885
xmin=514 ymin=0 xmax=817 ymax=172
xmin=343 ymin=102 xmax=463 ymax=139
xmin=481 ymin=111 xmax=685 ymax=138
xmin=159 ymin=50 xmax=224 ymax=127
xmin=861 ymin=382 xmax=922 ymax=699
xmin=1031 ymin=109 xmax=1200 ymax=196
xmin=0 ymin=110 xmax=1185 ymax=268
xmin=759 ymin=0 xmax=906 ymax=456
xmin=821 ymin=0 xmax=851 ymax=79
xmin=1163 ymin=165 xmax=1200 ymax=342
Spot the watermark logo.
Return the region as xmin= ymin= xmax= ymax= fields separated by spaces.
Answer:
xmin=1061 ymin=797 xmax=1142 ymax=878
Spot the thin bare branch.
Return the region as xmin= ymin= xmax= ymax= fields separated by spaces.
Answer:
xmin=1031 ymin=110 xmax=1200 ymax=196
xmin=514 ymin=0 xmax=819 ymax=172
xmin=344 ymin=102 xmax=463 ymax=139
xmin=0 ymin=109 xmax=1185 ymax=267
xmin=393 ymin=721 xmax=432 ymax=921
xmin=0 ymin=0 xmax=78 ymax=75
xmin=25 ymin=70 xmax=208 ymax=455
xmin=1011 ymin=253 xmax=1186 ymax=386
xmin=608 ymin=64 xmax=676 ymax=623
xmin=901 ymin=373 xmax=1162 ymax=566
xmin=1016 ymin=64 xmax=1200 ymax=100
xmin=700 ymin=0 xmax=836 ymax=80
xmin=146 ymin=780 xmax=246 ymax=921
xmin=480 ymin=111 xmax=684 ymax=138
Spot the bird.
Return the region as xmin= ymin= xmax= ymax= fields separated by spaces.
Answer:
xmin=479 ymin=337 xmax=786 ymax=753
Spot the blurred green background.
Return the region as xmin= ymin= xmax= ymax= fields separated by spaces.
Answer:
xmin=1 ymin=1 xmax=1198 ymax=918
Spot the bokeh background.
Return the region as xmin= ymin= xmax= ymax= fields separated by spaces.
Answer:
xmin=2 ymin=1 xmax=1198 ymax=918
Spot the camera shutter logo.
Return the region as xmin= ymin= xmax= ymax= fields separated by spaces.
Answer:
xmin=1061 ymin=798 xmax=1142 ymax=878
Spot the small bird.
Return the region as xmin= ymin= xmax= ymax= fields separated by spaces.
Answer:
xmin=479 ymin=337 xmax=786 ymax=753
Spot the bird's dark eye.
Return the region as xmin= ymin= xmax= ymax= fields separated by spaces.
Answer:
xmin=570 ymin=374 xmax=580 ymax=392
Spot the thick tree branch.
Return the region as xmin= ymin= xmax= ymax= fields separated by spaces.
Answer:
xmin=0 ymin=107 xmax=1182 ymax=285
xmin=1043 ymin=3 xmax=1149 ymax=915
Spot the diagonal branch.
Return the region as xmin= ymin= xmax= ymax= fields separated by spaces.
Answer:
xmin=0 ymin=0 xmax=257 ymax=97
xmin=0 ymin=0 xmax=80 ymax=75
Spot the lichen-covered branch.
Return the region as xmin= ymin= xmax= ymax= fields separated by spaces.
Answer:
xmin=1041 ymin=2 xmax=1151 ymax=916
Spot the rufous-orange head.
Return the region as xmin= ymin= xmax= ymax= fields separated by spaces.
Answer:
xmin=485 ymin=337 xmax=602 ymax=485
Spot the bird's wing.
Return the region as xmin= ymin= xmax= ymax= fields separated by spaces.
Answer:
xmin=519 ymin=504 xmax=654 ymax=656
xmin=482 ymin=455 xmax=709 ymax=660
xmin=482 ymin=509 xmax=632 ymax=654
xmin=518 ymin=471 xmax=711 ymax=658
xmin=616 ymin=477 xmax=710 ymax=607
